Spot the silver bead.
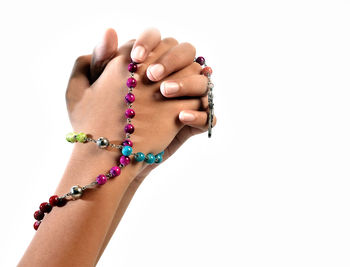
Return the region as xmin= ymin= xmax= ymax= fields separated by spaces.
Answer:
xmin=208 ymin=82 xmax=214 ymax=89
xmin=96 ymin=137 xmax=109 ymax=148
xmin=70 ymin=185 xmax=83 ymax=200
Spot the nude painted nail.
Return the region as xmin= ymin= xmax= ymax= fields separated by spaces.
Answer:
xmin=131 ymin=46 xmax=146 ymax=62
xmin=147 ymin=64 xmax=165 ymax=81
xmin=160 ymin=82 xmax=179 ymax=95
xmin=179 ymin=111 xmax=195 ymax=122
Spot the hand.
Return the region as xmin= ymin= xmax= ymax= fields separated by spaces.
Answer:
xmin=66 ymin=31 xmax=209 ymax=175
xmin=85 ymin=29 xmax=217 ymax=263
xmin=85 ymin=28 xmax=216 ymax=178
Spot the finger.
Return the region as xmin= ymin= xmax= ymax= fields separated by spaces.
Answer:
xmin=179 ymin=110 xmax=217 ymax=131
xmin=130 ymin=28 xmax=161 ymax=63
xmin=66 ymin=54 xmax=92 ymax=103
xmin=146 ymin=42 xmax=196 ymax=82
xmin=90 ymin=28 xmax=118 ymax=84
xmin=160 ymin=74 xmax=208 ymax=98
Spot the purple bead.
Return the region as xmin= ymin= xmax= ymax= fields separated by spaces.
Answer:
xmin=122 ymin=139 xmax=133 ymax=147
xmin=119 ymin=155 xmax=130 ymax=166
xmin=96 ymin=174 xmax=107 ymax=185
xmin=124 ymin=124 xmax=135 ymax=134
xmin=125 ymin=93 xmax=135 ymax=103
xmin=109 ymin=166 xmax=121 ymax=178
xmin=125 ymin=108 xmax=135 ymax=118
xmin=128 ymin=63 xmax=138 ymax=73
xmin=195 ymin=56 xmax=205 ymax=66
xmin=126 ymin=77 xmax=137 ymax=88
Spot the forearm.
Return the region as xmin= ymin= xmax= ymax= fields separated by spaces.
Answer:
xmin=19 ymin=144 xmax=142 ymax=267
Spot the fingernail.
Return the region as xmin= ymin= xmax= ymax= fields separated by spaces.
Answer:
xmin=160 ymin=82 xmax=179 ymax=95
xmin=179 ymin=111 xmax=195 ymax=122
xmin=131 ymin=46 xmax=146 ymax=62
xmin=94 ymin=30 xmax=109 ymax=60
xmin=147 ymin=64 xmax=165 ymax=81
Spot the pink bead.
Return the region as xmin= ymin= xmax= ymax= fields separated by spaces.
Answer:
xmin=122 ymin=139 xmax=133 ymax=147
xmin=124 ymin=124 xmax=135 ymax=134
xmin=128 ymin=63 xmax=137 ymax=72
xmin=109 ymin=166 xmax=121 ymax=178
xmin=125 ymin=93 xmax=135 ymax=103
xmin=125 ymin=108 xmax=135 ymax=118
xmin=119 ymin=155 xmax=130 ymax=166
xmin=126 ymin=77 xmax=137 ymax=88
xmin=96 ymin=174 xmax=107 ymax=185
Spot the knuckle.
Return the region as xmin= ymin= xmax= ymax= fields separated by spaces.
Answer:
xmin=74 ymin=55 xmax=86 ymax=66
xmin=162 ymin=37 xmax=179 ymax=46
xmin=181 ymin=42 xmax=196 ymax=55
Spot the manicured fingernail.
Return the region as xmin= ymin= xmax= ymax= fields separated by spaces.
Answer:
xmin=179 ymin=111 xmax=195 ymax=122
xmin=131 ymin=46 xmax=146 ymax=62
xmin=94 ymin=32 xmax=108 ymax=60
xmin=160 ymin=82 xmax=179 ymax=95
xmin=147 ymin=64 xmax=165 ymax=81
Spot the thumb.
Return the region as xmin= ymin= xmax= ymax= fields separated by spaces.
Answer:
xmin=90 ymin=28 xmax=118 ymax=84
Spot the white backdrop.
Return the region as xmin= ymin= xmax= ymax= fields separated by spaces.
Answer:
xmin=1 ymin=0 xmax=349 ymax=266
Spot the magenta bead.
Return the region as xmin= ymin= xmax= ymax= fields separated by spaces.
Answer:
xmin=109 ymin=166 xmax=121 ymax=178
xmin=124 ymin=124 xmax=135 ymax=134
xmin=96 ymin=174 xmax=107 ymax=185
xmin=126 ymin=77 xmax=137 ymax=88
xmin=122 ymin=139 xmax=133 ymax=147
xmin=128 ymin=63 xmax=137 ymax=72
xmin=195 ymin=56 xmax=205 ymax=65
xmin=125 ymin=93 xmax=135 ymax=103
xmin=125 ymin=108 xmax=135 ymax=118
xmin=119 ymin=155 xmax=130 ymax=166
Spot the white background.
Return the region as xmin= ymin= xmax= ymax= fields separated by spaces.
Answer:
xmin=0 ymin=0 xmax=349 ymax=266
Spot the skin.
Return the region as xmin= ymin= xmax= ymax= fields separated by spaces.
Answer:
xmin=19 ymin=28 xmax=216 ymax=266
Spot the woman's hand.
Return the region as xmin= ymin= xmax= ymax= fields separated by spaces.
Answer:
xmin=82 ymin=28 xmax=216 ymax=177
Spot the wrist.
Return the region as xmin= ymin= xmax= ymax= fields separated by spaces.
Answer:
xmin=69 ymin=144 xmax=143 ymax=183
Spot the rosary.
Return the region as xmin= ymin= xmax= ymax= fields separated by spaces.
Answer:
xmin=33 ymin=56 xmax=214 ymax=230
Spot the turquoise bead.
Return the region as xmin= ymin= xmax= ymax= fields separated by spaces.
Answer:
xmin=145 ymin=153 xmax=155 ymax=164
xmin=155 ymin=153 xmax=163 ymax=163
xmin=122 ymin=146 xmax=133 ymax=156
xmin=160 ymin=151 xmax=165 ymax=155
xmin=135 ymin=152 xmax=145 ymax=162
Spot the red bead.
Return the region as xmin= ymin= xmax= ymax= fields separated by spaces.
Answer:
xmin=33 ymin=220 xmax=41 ymax=231
xmin=201 ymin=66 xmax=212 ymax=77
xmin=34 ymin=210 xmax=44 ymax=220
xmin=49 ymin=195 xmax=59 ymax=206
xmin=56 ymin=197 xmax=67 ymax=207
xmin=39 ymin=202 xmax=52 ymax=213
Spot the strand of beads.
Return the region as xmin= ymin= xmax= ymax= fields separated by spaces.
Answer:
xmin=33 ymin=61 xmax=163 ymax=230
xmin=194 ymin=56 xmax=214 ymax=138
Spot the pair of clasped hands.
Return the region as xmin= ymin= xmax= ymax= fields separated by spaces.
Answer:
xmin=66 ymin=28 xmax=217 ymax=177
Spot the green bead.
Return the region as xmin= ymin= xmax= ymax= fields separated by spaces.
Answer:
xmin=66 ymin=132 xmax=77 ymax=143
xmin=145 ymin=153 xmax=155 ymax=164
xmin=76 ymin=132 xmax=87 ymax=143
xmin=155 ymin=153 xmax=163 ymax=163
xmin=135 ymin=152 xmax=145 ymax=162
